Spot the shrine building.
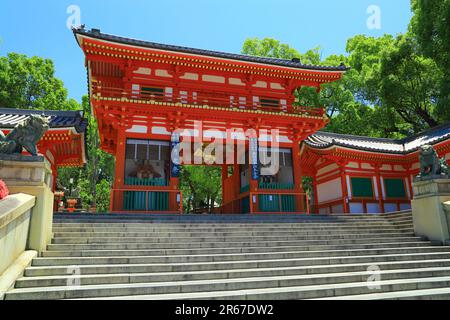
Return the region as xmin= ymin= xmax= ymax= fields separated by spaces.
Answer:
xmin=73 ymin=27 xmax=450 ymax=215
xmin=73 ymin=27 xmax=347 ymax=214
xmin=0 ymin=108 xmax=88 ymax=190
xmin=301 ymin=125 xmax=450 ymax=214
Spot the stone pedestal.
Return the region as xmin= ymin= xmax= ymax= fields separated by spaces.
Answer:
xmin=411 ymin=179 xmax=450 ymax=244
xmin=0 ymin=156 xmax=54 ymax=253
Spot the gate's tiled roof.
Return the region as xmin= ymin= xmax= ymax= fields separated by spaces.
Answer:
xmin=0 ymin=108 xmax=87 ymax=133
xmin=305 ymin=123 xmax=450 ymax=154
xmin=73 ymin=27 xmax=349 ymax=72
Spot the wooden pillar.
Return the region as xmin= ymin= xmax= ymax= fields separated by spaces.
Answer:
xmin=340 ymin=167 xmax=349 ymax=214
xmin=112 ymin=128 xmax=127 ymax=212
xmin=312 ymin=170 xmax=319 ymax=214
xmin=233 ymin=162 xmax=240 ymax=214
xmin=375 ymin=164 xmax=385 ymax=213
xmin=292 ymin=140 xmax=305 ymax=213
xmin=221 ymin=164 xmax=227 ymax=213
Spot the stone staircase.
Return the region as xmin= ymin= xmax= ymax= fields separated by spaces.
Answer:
xmin=5 ymin=211 xmax=450 ymax=300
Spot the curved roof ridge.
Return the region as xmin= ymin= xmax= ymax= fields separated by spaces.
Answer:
xmin=0 ymin=108 xmax=87 ymax=133
xmin=305 ymin=122 xmax=450 ymax=155
xmin=73 ymin=27 xmax=349 ymax=72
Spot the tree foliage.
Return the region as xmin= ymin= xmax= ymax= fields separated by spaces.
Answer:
xmin=57 ymin=96 xmax=115 ymax=212
xmin=410 ymin=0 xmax=450 ymax=119
xmin=0 ymin=53 xmax=78 ymax=110
xmin=241 ymin=22 xmax=447 ymax=138
xmin=180 ymin=166 xmax=222 ymax=214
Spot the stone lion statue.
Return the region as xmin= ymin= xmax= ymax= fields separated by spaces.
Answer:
xmin=0 ymin=114 xmax=49 ymax=156
xmin=417 ymin=144 xmax=449 ymax=179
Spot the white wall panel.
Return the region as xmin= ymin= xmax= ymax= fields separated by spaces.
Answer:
xmin=317 ymin=178 xmax=342 ymax=203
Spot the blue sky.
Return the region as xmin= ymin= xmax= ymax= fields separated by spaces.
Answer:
xmin=0 ymin=0 xmax=412 ymax=102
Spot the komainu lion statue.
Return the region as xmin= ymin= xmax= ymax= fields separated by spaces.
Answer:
xmin=0 ymin=115 xmax=49 ymax=156
xmin=417 ymin=144 xmax=449 ymax=179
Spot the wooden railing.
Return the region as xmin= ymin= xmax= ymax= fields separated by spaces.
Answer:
xmin=92 ymin=83 xmax=325 ymax=118
xmin=110 ymin=188 xmax=183 ymax=214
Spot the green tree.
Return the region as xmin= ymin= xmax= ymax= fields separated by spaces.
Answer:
xmin=180 ymin=166 xmax=222 ymax=213
xmin=57 ymin=95 xmax=115 ymax=212
xmin=379 ymin=35 xmax=441 ymax=132
xmin=0 ymin=53 xmax=77 ymax=110
xmin=410 ymin=0 xmax=450 ymax=120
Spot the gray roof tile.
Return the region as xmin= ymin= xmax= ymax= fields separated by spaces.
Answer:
xmin=0 ymin=108 xmax=87 ymax=133
xmin=305 ymin=122 xmax=450 ymax=154
xmin=73 ymin=27 xmax=349 ymax=72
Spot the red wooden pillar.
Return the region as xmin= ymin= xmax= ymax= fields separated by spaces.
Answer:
xmin=233 ymin=162 xmax=240 ymax=214
xmin=292 ymin=140 xmax=305 ymax=213
xmin=112 ymin=128 xmax=127 ymax=212
xmin=312 ymin=170 xmax=319 ymax=214
xmin=340 ymin=167 xmax=349 ymax=214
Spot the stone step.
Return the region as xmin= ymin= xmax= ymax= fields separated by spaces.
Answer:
xmin=51 ymin=221 xmax=396 ymax=228
xmin=51 ymin=225 xmax=407 ymax=233
xmin=53 ymin=213 xmax=389 ymax=220
xmin=7 ymin=273 xmax=450 ymax=300
xmin=44 ymin=238 xmax=432 ymax=254
xmin=50 ymin=233 xmax=417 ymax=244
xmin=42 ymin=242 xmax=436 ymax=257
xmin=15 ymin=263 xmax=450 ymax=289
xmin=313 ymin=287 xmax=450 ymax=300
xmin=23 ymin=252 xmax=450 ymax=276
xmin=24 ymin=257 xmax=450 ymax=278
xmin=32 ymin=247 xmax=450 ymax=266
xmin=46 ymin=236 xmax=426 ymax=250
xmin=51 ymin=229 xmax=415 ymax=238
xmin=69 ymin=276 xmax=450 ymax=300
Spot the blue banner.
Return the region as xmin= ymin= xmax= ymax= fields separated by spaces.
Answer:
xmin=250 ymin=137 xmax=260 ymax=180
xmin=170 ymin=133 xmax=181 ymax=178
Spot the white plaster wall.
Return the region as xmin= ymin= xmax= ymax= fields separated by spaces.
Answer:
xmin=133 ymin=67 xmax=151 ymax=75
xmin=270 ymin=83 xmax=284 ymax=90
xmin=152 ymin=126 xmax=171 ymax=135
xmin=229 ymin=78 xmax=245 ymax=86
xmin=317 ymin=178 xmax=342 ymax=203
xmin=361 ymin=163 xmax=374 ymax=170
xmin=180 ymin=73 xmax=198 ymax=80
xmin=126 ymin=125 xmax=147 ymax=134
xmin=155 ymin=69 xmax=172 ymax=77
xmin=317 ymin=163 xmax=339 ymax=176
xmin=202 ymin=75 xmax=225 ymax=83
xmin=347 ymin=162 xmax=359 ymax=169
xmin=253 ymin=81 xmax=267 ymax=88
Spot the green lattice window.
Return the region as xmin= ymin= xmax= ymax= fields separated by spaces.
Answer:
xmin=351 ymin=177 xmax=374 ymax=198
xmin=384 ymin=178 xmax=407 ymax=199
